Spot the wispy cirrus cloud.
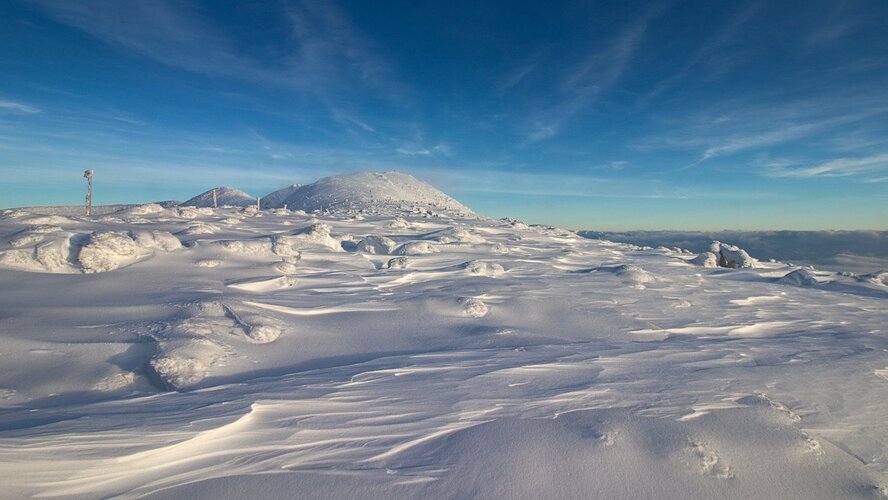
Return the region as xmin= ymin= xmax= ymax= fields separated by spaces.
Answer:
xmin=31 ymin=0 xmax=406 ymax=101
xmin=395 ymin=144 xmax=449 ymax=156
xmin=762 ymin=153 xmax=888 ymax=178
xmin=518 ymin=5 xmax=667 ymax=143
xmin=0 ymin=98 xmax=41 ymax=114
xmin=636 ymin=89 xmax=888 ymax=168
xmin=640 ymin=4 xmax=758 ymax=105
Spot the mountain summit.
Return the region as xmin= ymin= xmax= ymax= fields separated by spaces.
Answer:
xmin=269 ymin=172 xmax=471 ymax=213
xmin=181 ymin=187 xmax=255 ymax=208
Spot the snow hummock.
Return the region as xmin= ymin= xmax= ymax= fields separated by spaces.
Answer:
xmin=273 ymin=171 xmax=471 ymax=214
xmin=182 ymin=187 xmax=255 ymax=208
xmin=778 ymin=268 xmax=820 ymax=286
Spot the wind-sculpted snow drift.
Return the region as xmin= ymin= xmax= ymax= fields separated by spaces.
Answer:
xmin=0 ymin=172 xmax=886 ymax=499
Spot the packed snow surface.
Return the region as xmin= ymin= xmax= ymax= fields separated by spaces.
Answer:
xmin=0 ymin=182 xmax=886 ymax=498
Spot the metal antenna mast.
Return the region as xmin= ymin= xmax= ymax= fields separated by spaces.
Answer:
xmin=83 ymin=169 xmax=93 ymax=216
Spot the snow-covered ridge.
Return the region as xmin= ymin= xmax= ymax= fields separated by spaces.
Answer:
xmin=178 ymin=171 xmax=471 ymax=215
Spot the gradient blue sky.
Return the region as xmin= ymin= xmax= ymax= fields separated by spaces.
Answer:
xmin=1 ymin=0 xmax=887 ymax=229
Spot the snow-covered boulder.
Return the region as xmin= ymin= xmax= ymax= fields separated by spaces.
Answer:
xmin=354 ymin=235 xmax=397 ymax=254
xmin=462 ymin=260 xmax=505 ymax=277
xmin=709 ymin=241 xmax=759 ymax=269
xmin=78 ymin=231 xmax=139 ymax=273
xmin=381 ymin=256 xmax=409 ymax=269
xmin=691 ymin=252 xmax=718 ymax=268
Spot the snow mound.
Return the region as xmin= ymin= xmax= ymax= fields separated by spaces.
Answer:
xmin=460 ymin=297 xmax=489 ymax=317
xmin=216 ymin=239 xmax=273 ymax=255
xmin=290 ymin=223 xmax=341 ymax=251
xmin=271 ymin=236 xmax=303 ymax=258
xmin=394 ymin=241 xmax=439 ymax=255
xmin=261 ymin=184 xmax=302 ymax=209
xmin=276 ymin=171 xmax=472 ymax=213
xmin=131 ymin=230 xmax=182 ymax=252
xmin=1 ymin=229 xmax=181 ymax=274
xmin=8 ymin=225 xmax=63 ymax=247
xmin=20 ymin=215 xmax=79 ymax=225
xmin=354 ymin=235 xmax=397 ymax=254
xmin=178 ymin=223 xmax=218 ymax=235
xmin=150 ymin=338 xmax=225 ymax=390
xmin=428 ymin=227 xmax=486 ymax=244
xmin=80 ymin=230 xmax=181 ymax=273
xmin=117 ymin=203 xmax=166 ymax=216
xmin=0 ymin=234 xmax=76 ymax=273
xmin=462 ymin=260 xmax=505 ymax=277
xmin=778 ymin=269 xmax=820 ymax=286
xmin=388 ymin=217 xmax=411 ymax=229
xmin=181 ymin=187 xmax=255 ymax=208
xmin=596 ymin=264 xmax=656 ymax=284
xmin=177 ymin=206 xmax=214 ymax=219
xmin=710 ymin=241 xmax=759 ymax=268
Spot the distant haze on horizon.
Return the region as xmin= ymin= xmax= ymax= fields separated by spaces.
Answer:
xmin=1 ymin=1 xmax=887 ymax=230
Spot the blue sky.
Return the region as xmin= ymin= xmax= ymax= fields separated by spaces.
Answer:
xmin=1 ymin=0 xmax=887 ymax=230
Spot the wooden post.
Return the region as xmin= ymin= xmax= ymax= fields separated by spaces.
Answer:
xmin=83 ymin=169 xmax=93 ymax=216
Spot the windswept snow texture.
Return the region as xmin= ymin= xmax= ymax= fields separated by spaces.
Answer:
xmin=0 ymin=201 xmax=886 ymax=498
xmin=182 ymin=187 xmax=255 ymax=208
xmin=275 ymin=171 xmax=472 ymax=214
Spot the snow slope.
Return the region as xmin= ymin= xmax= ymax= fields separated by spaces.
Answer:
xmin=275 ymin=171 xmax=472 ymax=214
xmin=182 ymin=187 xmax=256 ymax=208
xmin=0 ymin=178 xmax=886 ymax=499
xmin=260 ymin=184 xmax=301 ymax=210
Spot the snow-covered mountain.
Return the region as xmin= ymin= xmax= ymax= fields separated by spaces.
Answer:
xmin=273 ymin=171 xmax=471 ymax=213
xmin=260 ymin=184 xmax=301 ymax=210
xmin=0 ymin=175 xmax=886 ymax=499
xmin=181 ymin=187 xmax=255 ymax=208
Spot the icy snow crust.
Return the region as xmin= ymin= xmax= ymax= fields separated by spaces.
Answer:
xmin=0 ymin=201 xmax=887 ymax=498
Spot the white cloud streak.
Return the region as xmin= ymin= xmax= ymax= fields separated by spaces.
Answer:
xmin=0 ymin=99 xmax=41 ymax=114
xmin=763 ymin=153 xmax=888 ymax=178
xmin=521 ymin=5 xmax=666 ymax=143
